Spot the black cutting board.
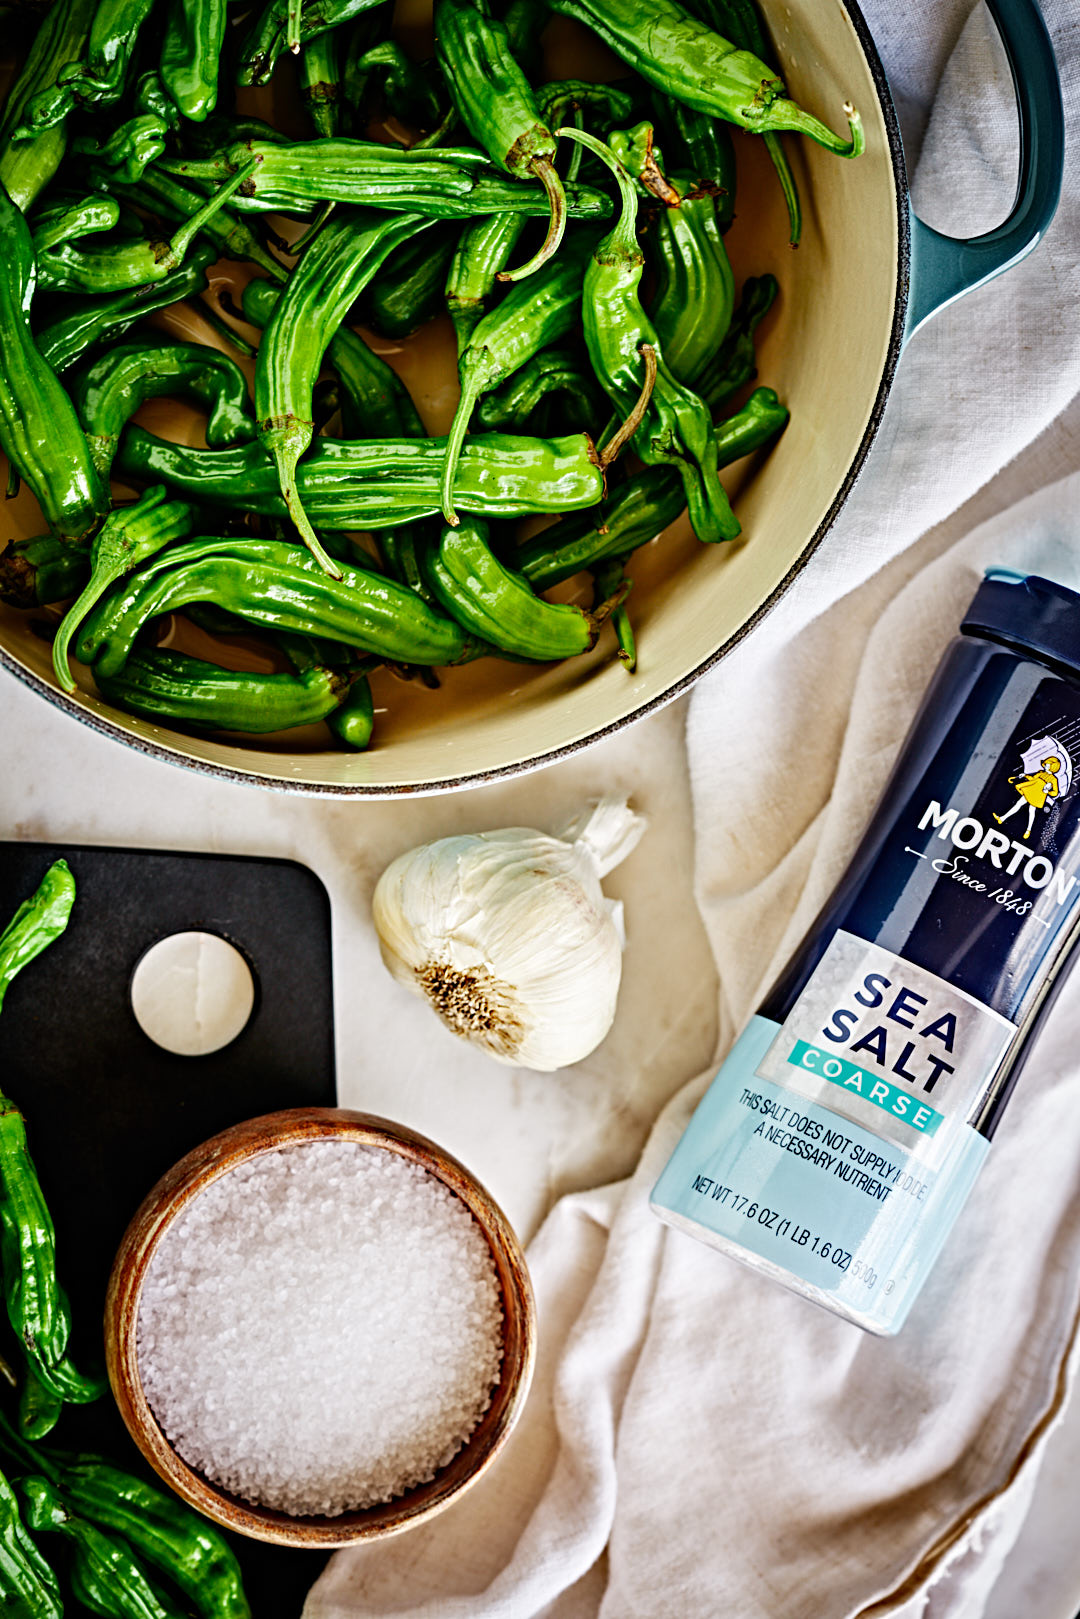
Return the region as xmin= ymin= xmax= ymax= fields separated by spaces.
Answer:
xmin=0 ymin=841 xmax=337 ymax=1617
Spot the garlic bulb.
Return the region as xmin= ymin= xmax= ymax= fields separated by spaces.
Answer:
xmin=372 ymin=797 xmax=646 ymax=1071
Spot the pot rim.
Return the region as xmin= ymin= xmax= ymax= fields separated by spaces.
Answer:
xmin=1 ymin=0 xmax=910 ymax=799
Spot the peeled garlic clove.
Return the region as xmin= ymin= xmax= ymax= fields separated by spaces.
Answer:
xmin=372 ymin=797 xmax=646 ymax=1072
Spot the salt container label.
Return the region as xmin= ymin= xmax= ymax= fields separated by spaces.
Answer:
xmin=754 ymin=932 xmax=1016 ymax=1155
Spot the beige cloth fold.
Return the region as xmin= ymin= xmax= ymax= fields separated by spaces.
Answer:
xmin=308 ymin=2 xmax=1080 ymax=1612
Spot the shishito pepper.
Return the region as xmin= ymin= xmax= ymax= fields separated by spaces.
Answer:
xmin=647 ymin=181 xmax=734 ymax=386
xmin=434 ymin=0 xmax=567 ymax=280
xmin=474 ymin=345 xmax=605 ymax=436
xmin=72 ymin=340 xmax=255 ymax=480
xmin=0 ymin=1465 xmax=63 ymax=1619
xmin=96 ymin=648 xmax=363 ymax=734
xmin=30 ymin=192 xmax=120 ymax=254
xmin=77 ymin=538 xmax=480 ymax=673
xmin=0 ymin=179 xmax=109 ymax=544
xmin=441 ymin=228 xmax=597 ymax=522
xmin=0 ymin=862 xmax=105 ymax=1409
xmin=160 ymin=0 xmax=228 ymax=123
xmin=423 ymin=518 xmax=616 ymax=659
xmin=547 ymin=0 xmax=863 ymax=154
xmin=52 ymin=488 xmax=197 ymax=693
xmin=0 ymin=1413 xmax=252 ymax=1619
xmin=361 ymin=222 xmax=460 ymax=338
xmin=116 ymin=428 xmax=605 ymax=527
xmin=560 ymin=127 xmax=738 ymax=544
xmin=20 ymin=1476 xmax=187 ymax=1619
xmin=159 ymin=140 xmax=613 ymax=223
xmin=17 ymin=0 xmax=159 ymax=134
xmin=444 ymin=212 xmax=528 ymax=353
xmin=255 ymin=207 xmax=440 ymax=574
xmin=36 ymin=245 xmax=217 ymax=374
xmin=0 ymin=536 xmax=89 ymax=610
xmin=299 ymin=30 xmax=341 ymax=138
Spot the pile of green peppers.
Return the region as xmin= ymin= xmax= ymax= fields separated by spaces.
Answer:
xmin=0 ymin=863 xmax=252 ymax=1618
xmin=0 ymin=0 xmax=863 ymax=744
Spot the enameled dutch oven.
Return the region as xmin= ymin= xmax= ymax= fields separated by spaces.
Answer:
xmin=0 ymin=0 xmax=1065 ymax=795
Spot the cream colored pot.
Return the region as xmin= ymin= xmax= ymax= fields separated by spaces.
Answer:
xmin=0 ymin=0 xmax=1063 ymax=795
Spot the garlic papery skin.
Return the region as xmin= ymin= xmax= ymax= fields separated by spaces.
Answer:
xmin=372 ymin=797 xmax=646 ymax=1072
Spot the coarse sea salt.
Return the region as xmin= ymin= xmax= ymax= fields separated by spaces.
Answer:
xmin=137 ymin=1140 xmax=504 ymax=1517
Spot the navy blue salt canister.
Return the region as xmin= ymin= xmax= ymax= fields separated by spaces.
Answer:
xmin=652 ymin=572 xmax=1080 ymax=1334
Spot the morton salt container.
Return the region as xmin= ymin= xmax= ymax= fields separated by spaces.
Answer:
xmin=652 ymin=571 xmax=1080 ymax=1334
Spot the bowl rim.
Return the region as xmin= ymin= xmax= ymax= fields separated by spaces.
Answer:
xmin=0 ymin=0 xmax=909 ymax=799
xmin=105 ymin=1107 xmax=537 ymax=1548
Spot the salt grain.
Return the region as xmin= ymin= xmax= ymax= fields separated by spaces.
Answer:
xmin=137 ymin=1141 xmax=504 ymax=1516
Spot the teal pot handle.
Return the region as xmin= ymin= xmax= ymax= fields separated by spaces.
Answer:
xmin=904 ymin=0 xmax=1064 ymax=343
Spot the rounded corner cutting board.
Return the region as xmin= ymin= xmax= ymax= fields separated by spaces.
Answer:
xmin=0 ymin=841 xmax=337 ymax=1616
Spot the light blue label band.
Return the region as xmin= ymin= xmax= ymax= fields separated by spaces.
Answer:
xmin=651 ymin=1016 xmax=988 ymax=1334
xmin=787 ymin=1040 xmax=944 ymax=1136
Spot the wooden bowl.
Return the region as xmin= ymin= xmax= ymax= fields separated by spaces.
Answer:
xmin=104 ymin=1108 xmax=536 ymax=1548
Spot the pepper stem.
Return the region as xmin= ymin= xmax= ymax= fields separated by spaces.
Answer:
xmin=160 ymin=159 xmax=261 ymax=275
xmin=287 ymin=0 xmax=303 ymax=53
xmin=274 ymin=443 xmax=343 ymax=578
xmin=599 ymin=344 xmax=658 ymax=470
xmin=760 ymin=100 xmax=864 ymax=157
xmin=763 ymin=132 xmax=802 ymax=246
xmin=440 ymin=370 xmax=484 ymax=526
xmin=498 ymin=158 xmax=567 ymax=283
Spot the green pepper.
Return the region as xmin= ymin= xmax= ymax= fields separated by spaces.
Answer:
xmin=0 ymin=0 xmax=96 ymax=143
xmin=71 ymin=340 xmax=255 ymax=480
xmin=519 ymin=386 xmax=789 ymax=586
xmin=36 ymin=244 xmax=216 ymax=374
xmin=0 ymin=534 xmax=89 ymax=609
xmin=474 ymin=345 xmax=605 ymax=436
xmin=116 ymin=426 xmax=605 ymax=526
xmin=377 ymin=520 xmax=441 ymax=606
xmin=648 ymin=182 xmax=734 ymax=385
xmin=562 ymin=127 xmax=738 ymax=544
xmin=160 ymin=139 xmax=613 ymax=222
xmin=34 ymin=162 xmax=256 ymax=295
xmin=500 ymin=0 xmax=547 ymax=77
xmin=255 ymin=206 xmax=440 ymax=575
xmin=360 ymin=221 xmax=459 ymax=338
xmin=0 ymin=180 xmax=109 ymax=544
xmin=352 ymin=40 xmax=443 ymax=131
xmin=20 ymin=1476 xmax=186 ymax=1619
xmin=441 ymin=227 xmax=597 ymax=522
xmin=236 ymin=0 xmax=390 ymax=87
xmin=327 ymin=674 xmax=375 ymax=748
xmin=0 ymin=863 xmax=104 ymax=1405
xmin=331 ymin=328 xmax=425 ymax=439
xmin=54 ymin=1454 xmax=251 ymax=1619
xmin=444 ymin=212 xmax=527 ymax=354
xmin=160 ymin=0 xmax=227 ymax=122
xmin=547 ymin=0 xmax=863 ymax=154
xmin=338 ymin=2 xmax=394 ymax=132
xmin=30 ymin=191 xmax=120 ymax=253
xmin=423 ymin=518 xmax=603 ymax=659
xmin=78 ymin=537 xmax=478 ymax=673
xmin=0 ymin=1465 xmax=62 ymax=1619
xmin=299 ymin=30 xmax=341 ymax=138
xmin=112 ymin=165 xmax=288 ymax=284
xmin=17 ymin=1356 xmax=63 ymax=1442
xmin=96 ymin=648 xmax=361 ymax=734
xmin=0 ymin=124 xmax=69 ymax=212
xmin=17 ymin=0 xmax=159 ymax=135
xmin=52 ymin=487 xmax=197 ymax=693
xmin=695 ymin=271 xmax=777 ymax=411
xmin=69 ymin=111 xmax=166 ymax=184
xmin=434 ymin=0 xmax=567 ymax=279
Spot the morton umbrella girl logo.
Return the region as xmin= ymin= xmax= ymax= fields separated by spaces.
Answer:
xmin=992 ymin=720 xmax=1080 ymax=839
